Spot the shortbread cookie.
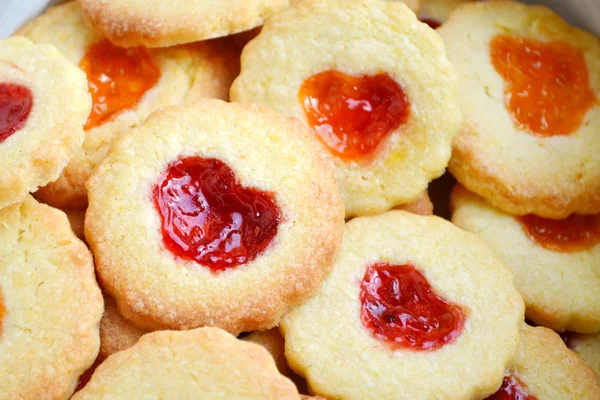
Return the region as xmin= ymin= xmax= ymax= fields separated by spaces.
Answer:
xmin=439 ymin=1 xmax=600 ymax=218
xmin=563 ymin=332 xmax=600 ymax=377
xmin=244 ymin=329 xmax=291 ymax=376
xmin=395 ymin=190 xmax=433 ymax=216
xmin=19 ymin=2 xmax=238 ymax=209
xmin=386 ymin=0 xmax=420 ymax=13
xmin=451 ymin=185 xmax=600 ymax=333
xmin=281 ymin=211 xmax=524 ymax=400
xmin=231 ymin=0 xmax=461 ymax=217
xmin=0 ymin=195 xmax=103 ymax=399
xmin=72 ymin=327 xmax=300 ymax=399
xmin=78 ymin=0 xmax=290 ymax=47
xmin=485 ymin=325 xmax=600 ymax=399
xmin=64 ymin=208 xmax=86 ymax=241
xmin=417 ymin=0 xmax=474 ymax=28
xmin=99 ymin=295 xmax=148 ymax=360
xmin=0 ymin=36 xmax=89 ymax=209
xmin=86 ymin=100 xmax=344 ymax=333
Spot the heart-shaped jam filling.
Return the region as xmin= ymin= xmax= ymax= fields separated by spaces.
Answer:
xmin=153 ymin=157 xmax=281 ymax=273
xmin=0 ymin=83 xmax=33 ymax=143
xmin=360 ymin=263 xmax=465 ymax=351
xmin=299 ymin=70 xmax=410 ymax=161
xmin=80 ymin=39 xmax=160 ymax=130
xmin=485 ymin=373 xmax=537 ymax=400
xmin=517 ymin=214 xmax=600 ymax=252
xmin=491 ymin=35 xmax=596 ymax=136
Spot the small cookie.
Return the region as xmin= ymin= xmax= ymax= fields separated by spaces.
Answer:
xmin=451 ymin=185 xmax=600 ymax=333
xmin=77 ymin=0 xmax=290 ymax=47
xmin=99 ymin=295 xmax=148 ymax=360
xmin=395 ymin=190 xmax=433 ymax=216
xmin=281 ymin=211 xmax=524 ymax=400
xmin=85 ymin=100 xmax=344 ymax=334
xmin=417 ymin=0 xmax=474 ymax=28
xmin=72 ymin=327 xmax=300 ymax=399
xmin=0 ymin=36 xmax=89 ymax=209
xmin=231 ymin=0 xmax=461 ymax=217
xmin=439 ymin=1 xmax=600 ymax=218
xmin=0 ymin=195 xmax=103 ymax=399
xmin=19 ymin=2 xmax=239 ymax=209
xmin=484 ymin=325 xmax=600 ymax=399
xmin=244 ymin=329 xmax=291 ymax=376
xmin=64 ymin=208 xmax=86 ymax=241
xmin=564 ymin=332 xmax=600 ymax=377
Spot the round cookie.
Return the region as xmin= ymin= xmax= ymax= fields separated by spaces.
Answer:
xmin=231 ymin=0 xmax=461 ymax=218
xmin=451 ymin=185 xmax=600 ymax=333
xmin=0 ymin=36 xmax=89 ymax=209
xmin=77 ymin=0 xmax=290 ymax=47
xmin=395 ymin=190 xmax=433 ymax=216
xmin=18 ymin=2 xmax=239 ymax=210
xmin=99 ymin=295 xmax=148 ymax=360
xmin=565 ymin=332 xmax=600 ymax=377
xmin=438 ymin=1 xmax=600 ymax=218
xmin=72 ymin=327 xmax=300 ymax=399
xmin=85 ymin=100 xmax=344 ymax=334
xmin=417 ymin=0 xmax=474 ymax=28
xmin=280 ymin=211 xmax=524 ymax=400
xmin=0 ymin=195 xmax=103 ymax=399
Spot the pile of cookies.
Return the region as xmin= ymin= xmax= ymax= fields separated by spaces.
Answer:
xmin=1 ymin=0 xmax=598 ymax=398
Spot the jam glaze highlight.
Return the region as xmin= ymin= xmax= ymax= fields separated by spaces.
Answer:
xmin=299 ymin=70 xmax=410 ymax=161
xmin=359 ymin=263 xmax=465 ymax=351
xmin=485 ymin=373 xmax=537 ymax=400
xmin=0 ymin=83 xmax=33 ymax=143
xmin=79 ymin=39 xmax=160 ymax=130
xmin=153 ymin=157 xmax=281 ymax=273
xmin=517 ymin=214 xmax=600 ymax=253
xmin=490 ymin=34 xmax=596 ymax=137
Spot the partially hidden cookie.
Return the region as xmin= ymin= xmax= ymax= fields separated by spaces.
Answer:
xmin=439 ymin=1 xmax=600 ymax=218
xmin=451 ymin=185 xmax=600 ymax=333
xmin=99 ymin=295 xmax=148 ymax=360
xmin=231 ymin=0 xmax=461 ymax=218
xmin=72 ymin=327 xmax=300 ymax=399
xmin=19 ymin=1 xmax=239 ymax=209
xmin=563 ymin=332 xmax=600 ymax=378
xmin=85 ymin=100 xmax=344 ymax=334
xmin=244 ymin=329 xmax=291 ymax=376
xmin=0 ymin=36 xmax=89 ymax=209
xmin=0 ymin=195 xmax=103 ymax=399
xmin=64 ymin=208 xmax=86 ymax=241
xmin=77 ymin=0 xmax=290 ymax=47
xmin=417 ymin=0 xmax=474 ymax=28
xmin=395 ymin=190 xmax=433 ymax=216
xmin=281 ymin=211 xmax=524 ymax=400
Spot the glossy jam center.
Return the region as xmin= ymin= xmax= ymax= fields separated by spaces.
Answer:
xmin=490 ymin=35 xmax=596 ymax=136
xmin=0 ymin=83 xmax=33 ymax=143
xmin=420 ymin=17 xmax=442 ymax=29
xmin=153 ymin=157 xmax=281 ymax=272
xmin=299 ymin=70 xmax=410 ymax=161
xmin=359 ymin=263 xmax=465 ymax=351
xmin=485 ymin=373 xmax=537 ymax=400
xmin=79 ymin=39 xmax=160 ymax=130
xmin=517 ymin=214 xmax=600 ymax=252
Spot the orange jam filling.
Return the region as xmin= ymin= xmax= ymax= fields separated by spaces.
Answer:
xmin=79 ymin=39 xmax=161 ymax=130
xmin=490 ymin=35 xmax=596 ymax=136
xmin=299 ymin=70 xmax=410 ymax=161
xmin=517 ymin=214 xmax=600 ymax=252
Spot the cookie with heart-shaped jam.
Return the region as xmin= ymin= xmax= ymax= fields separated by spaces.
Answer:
xmin=0 ymin=36 xmax=90 ymax=209
xmin=85 ymin=99 xmax=344 ymax=334
xmin=231 ymin=0 xmax=461 ymax=218
xmin=281 ymin=211 xmax=524 ymax=400
xmin=18 ymin=1 xmax=239 ymax=210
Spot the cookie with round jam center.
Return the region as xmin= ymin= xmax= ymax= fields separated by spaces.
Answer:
xmin=0 ymin=83 xmax=33 ymax=143
xmin=517 ymin=214 xmax=600 ymax=253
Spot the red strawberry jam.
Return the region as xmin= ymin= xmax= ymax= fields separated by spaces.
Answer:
xmin=360 ymin=263 xmax=465 ymax=351
xmin=0 ymin=83 xmax=33 ymax=143
xmin=517 ymin=214 xmax=600 ymax=252
xmin=485 ymin=373 xmax=537 ymax=400
xmin=153 ymin=157 xmax=281 ymax=272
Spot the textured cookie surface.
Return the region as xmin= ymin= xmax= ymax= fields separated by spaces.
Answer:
xmin=99 ymin=295 xmax=148 ymax=360
xmin=0 ymin=196 xmax=103 ymax=399
xmin=418 ymin=0 xmax=474 ymax=27
xmin=231 ymin=0 xmax=461 ymax=217
xmin=281 ymin=211 xmax=524 ymax=400
xmin=568 ymin=332 xmax=600 ymax=377
xmin=0 ymin=36 xmax=89 ymax=209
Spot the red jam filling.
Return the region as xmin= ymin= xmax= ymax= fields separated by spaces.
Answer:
xmin=79 ymin=39 xmax=160 ymax=130
xmin=517 ymin=214 xmax=600 ymax=252
xmin=359 ymin=263 xmax=465 ymax=351
xmin=490 ymin=35 xmax=596 ymax=136
xmin=153 ymin=157 xmax=281 ymax=272
xmin=420 ymin=17 xmax=442 ymax=29
xmin=485 ymin=373 xmax=537 ymax=400
xmin=299 ymin=70 xmax=410 ymax=161
xmin=0 ymin=83 xmax=33 ymax=143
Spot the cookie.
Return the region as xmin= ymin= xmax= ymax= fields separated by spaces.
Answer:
xmin=64 ymin=208 xmax=86 ymax=241
xmin=563 ymin=332 xmax=600 ymax=377
xmin=395 ymin=190 xmax=433 ymax=216
xmin=451 ymin=185 xmax=600 ymax=333
xmin=280 ymin=211 xmax=524 ymax=400
xmin=438 ymin=1 xmax=600 ymax=218
xmin=417 ymin=0 xmax=474 ymax=28
xmin=99 ymin=295 xmax=148 ymax=360
xmin=85 ymin=100 xmax=344 ymax=334
xmin=484 ymin=325 xmax=600 ymax=399
xmin=19 ymin=2 xmax=239 ymax=209
xmin=231 ymin=0 xmax=461 ymax=218
xmin=386 ymin=0 xmax=420 ymax=13
xmin=0 ymin=195 xmax=103 ymax=399
xmin=0 ymin=36 xmax=89 ymax=209
xmin=244 ymin=329 xmax=291 ymax=376
xmin=72 ymin=327 xmax=300 ymax=399
xmin=77 ymin=0 xmax=290 ymax=47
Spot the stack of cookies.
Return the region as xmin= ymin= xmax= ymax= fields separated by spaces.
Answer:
xmin=0 ymin=0 xmax=598 ymax=399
